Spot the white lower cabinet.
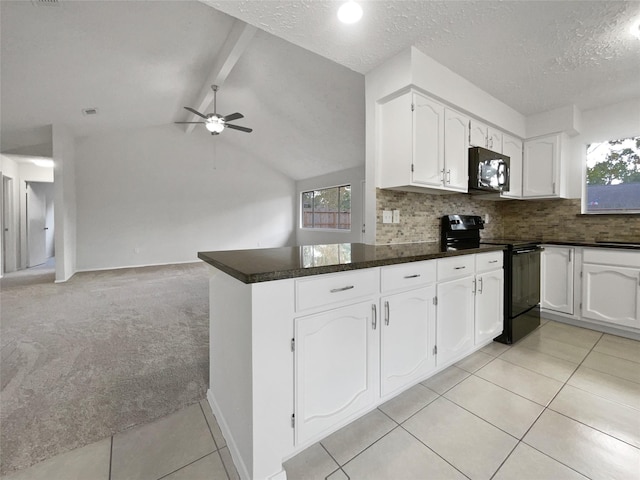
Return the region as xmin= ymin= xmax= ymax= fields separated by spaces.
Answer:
xmin=475 ymin=269 xmax=504 ymax=344
xmin=294 ymin=300 xmax=378 ymax=445
xmin=541 ymin=246 xmax=574 ymax=315
xmin=582 ymin=264 xmax=640 ymax=329
xmin=436 ymin=275 xmax=475 ymax=365
xmin=380 ymin=285 xmax=436 ymax=397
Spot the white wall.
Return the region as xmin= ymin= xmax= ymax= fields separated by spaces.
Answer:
xmin=296 ymin=166 xmax=365 ymax=245
xmin=53 ymin=124 xmax=77 ymax=282
xmin=74 ymin=124 xmax=296 ymax=271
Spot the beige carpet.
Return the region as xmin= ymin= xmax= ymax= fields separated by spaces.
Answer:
xmin=0 ymin=261 xmax=210 ymax=476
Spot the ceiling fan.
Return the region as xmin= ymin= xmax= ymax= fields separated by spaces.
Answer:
xmin=175 ymin=85 xmax=252 ymax=135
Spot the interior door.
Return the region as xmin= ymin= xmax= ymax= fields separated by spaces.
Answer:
xmin=27 ymin=182 xmax=47 ymax=267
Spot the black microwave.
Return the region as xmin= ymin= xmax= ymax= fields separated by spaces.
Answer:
xmin=468 ymin=146 xmax=510 ymax=193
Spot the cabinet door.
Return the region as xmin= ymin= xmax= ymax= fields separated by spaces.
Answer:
xmin=412 ymin=93 xmax=444 ymax=187
xmin=294 ymin=301 xmax=378 ymax=445
xmin=444 ymin=108 xmax=469 ymax=192
xmin=501 ymin=134 xmax=523 ymax=198
xmin=523 ymin=134 xmax=560 ymax=197
xmin=582 ymin=264 xmax=640 ymax=329
xmin=469 ymin=119 xmax=487 ymax=148
xmin=475 ymin=270 xmax=504 ymax=345
xmin=487 ymin=127 xmax=502 ymax=153
xmin=541 ymin=246 xmax=574 ymax=315
xmin=381 ymin=286 xmax=436 ymax=397
xmin=436 ymin=276 xmax=475 ymax=365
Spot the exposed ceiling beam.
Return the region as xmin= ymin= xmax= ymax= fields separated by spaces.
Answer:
xmin=184 ymin=20 xmax=258 ymax=133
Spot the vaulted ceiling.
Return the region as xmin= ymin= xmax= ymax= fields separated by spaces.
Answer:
xmin=2 ymin=0 xmax=639 ymax=180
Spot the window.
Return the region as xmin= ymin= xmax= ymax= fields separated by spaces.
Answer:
xmin=585 ymin=136 xmax=640 ymax=214
xmin=301 ymin=185 xmax=351 ymax=230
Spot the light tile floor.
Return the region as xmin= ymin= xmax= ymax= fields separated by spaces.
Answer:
xmin=2 ymin=320 xmax=639 ymax=480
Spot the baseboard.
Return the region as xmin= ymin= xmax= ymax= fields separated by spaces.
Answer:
xmin=75 ymin=260 xmax=202 ymax=274
xmin=206 ymin=389 xmax=252 ymax=480
xmin=541 ymin=312 xmax=640 ymax=341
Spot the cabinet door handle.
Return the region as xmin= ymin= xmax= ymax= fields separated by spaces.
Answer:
xmin=446 ymin=169 xmax=451 ymax=184
xmin=472 ymin=278 xmax=476 ymax=294
xmin=479 ymin=277 xmax=483 ymax=294
xmin=568 ymin=250 xmax=572 ymax=262
xmin=440 ymin=169 xmax=445 ymax=183
xmin=385 ymin=301 xmax=390 ymax=326
xmin=330 ymin=285 xmax=354 ymax=293
xmin=489 ymin=260 xmax=498 ymax=264
xmin=371 ymin=304 xmax=377 ymax=330
xmin=454 ymin=266 xmax=466 ymax=270
xmin=404 ymin=274 xmax=421 ymax=279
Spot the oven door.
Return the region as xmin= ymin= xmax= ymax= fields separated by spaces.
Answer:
xmin=511 ymin=247 xmax=542 ymax=317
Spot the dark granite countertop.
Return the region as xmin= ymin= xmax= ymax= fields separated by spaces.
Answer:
xmin=542 ymin=240 xmax=640 ymax=250
xmin=198 ymin=242 xmax=506 ymax=284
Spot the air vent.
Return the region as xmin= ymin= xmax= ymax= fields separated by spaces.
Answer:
xmin=32 ymin=0 xmax=59 ymax=5
xmin=82 ymin=108 xmax=99 ymax=116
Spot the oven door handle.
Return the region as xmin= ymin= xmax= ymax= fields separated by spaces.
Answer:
xmin=513 ymin=247 xmax=544 ymax=254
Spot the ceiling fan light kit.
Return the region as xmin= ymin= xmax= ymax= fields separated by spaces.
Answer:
xmin=175 ymin=85 xmax=253 ymax=135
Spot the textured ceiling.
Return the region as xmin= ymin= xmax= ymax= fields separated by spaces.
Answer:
xmin=2 ymin=1 xmax=639 ymax=180
xmin=208 ymin=0 xmax=640 ymax=116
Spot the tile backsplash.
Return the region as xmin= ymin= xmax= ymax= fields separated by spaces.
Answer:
xmin=376 ymin=189 xmax=640 ymax=244
xmin=376 ymin=188 xmax=503 ymax=243
xmin=498 ymin=198 xmax=640 ymax=242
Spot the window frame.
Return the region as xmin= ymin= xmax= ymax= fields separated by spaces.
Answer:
xmin=582 ymin=135 xmax=640 ymax=215
xmin=300 ymin=184 xmax=352 ymax=231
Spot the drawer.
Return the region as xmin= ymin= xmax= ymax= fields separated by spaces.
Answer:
xmin=381 ymin=260 xmax=436 ymax=292
xmin=583 ymin=248 xmax=640 ymax=268
xmin=295 ymin=268 xmax=379 ymax=312
xmin=475 ymin=251 xmax=503 ymax=273
xmin=437 ymin=255 xmax=475 ymax=281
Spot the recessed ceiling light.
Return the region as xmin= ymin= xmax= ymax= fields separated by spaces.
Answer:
xmin=337 ymin=1 xmax=363 ymax=24
xmin=631 ymin=18 xmax=640 ymax=40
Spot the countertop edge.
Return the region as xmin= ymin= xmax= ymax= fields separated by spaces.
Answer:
xmin=198 ymin=245 xmax=506 ymax=284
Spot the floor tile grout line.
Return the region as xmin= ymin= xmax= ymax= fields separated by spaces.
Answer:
xmin=319 ymin=441 xmax=343 ymax=471
xmin=398 ymin=423 xmax=472 ymax=480
xmin=199 ymin=400 xmax=221 ymax=451
xmin=488 ymin=440 xmax=521 ymax=480
xmin=499 ymin=345 xmax=585 ymax=381
xmin=326 ymin=424 xmax=399 ymax=470
xmin=155 ymin=451 xmax=218 ymax=480
xmin=588 ymin=344 xmax=640 ymax=367
xmin=519 ymin=438 xmax=597 ymax=479
xmin=216 ymin=449 xmax=232 ymax=480
xmin=468 ymin=367 xmax=564 ymax=408
xmin=577 ymin=362 xmax=640 ymax=387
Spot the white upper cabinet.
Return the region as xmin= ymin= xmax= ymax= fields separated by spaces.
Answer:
xmin=469 ymin=119 xmax=502 ymax=152
xmin=501 ymin=133 xmax=523 ymax=198
xmin=469 ymin=119 xmax=488 ymax=148
xmin=378 ymin=90 xmax=468 ymax=194
xmin=413 ymin=92 xmax=445 ymax=187
xmin=443 ymin=108 xmax=470 ymax=192
xmin=487 ymin=128 xmax=502 ymax=153
xmin=522 ymin=133 xmax=562 ymax=198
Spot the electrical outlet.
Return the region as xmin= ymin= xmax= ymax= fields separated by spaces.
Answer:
xmin=382 ymin=210 xmax=393 ymax=224
xmin=484 ymin=214 xmax=490 ymax=224
xmin=392 ymin=210 xmax=400 ymax=223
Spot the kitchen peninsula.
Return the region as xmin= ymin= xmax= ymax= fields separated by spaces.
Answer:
xmin=198 ymin=242 xmax=505 ymax=480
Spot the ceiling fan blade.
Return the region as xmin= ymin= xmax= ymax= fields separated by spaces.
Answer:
xmin=226 ymin=124 xmax=253 ymax=133
xmin=223 ymin=112 xmax=244 ymax=122
xmin=174 ymin=121 xmax=205 ymax=124
xmin=184 ymin=106 xmax=209 ymax=119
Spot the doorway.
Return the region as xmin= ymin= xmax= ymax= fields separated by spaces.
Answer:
xmin=26 ymin=181 xmax=55 ymax=268
xmin=2 ymin=175 xmax=18 ymax=274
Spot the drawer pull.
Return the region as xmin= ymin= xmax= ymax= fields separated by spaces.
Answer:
xmin=330 ymin=285 xmax=354 ymax=293
xmin=372 ymin=304 xmax=377 ymax=330
xmin=454 ymin=266 xmax=466 ymax=270
xmin=404 ymin=274 xmax=421 ymax=279
xmin=385 ymin=300 xmax=390 ymax=326
xmin=488 ymin=260 xmax=498 ymax=264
